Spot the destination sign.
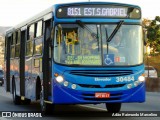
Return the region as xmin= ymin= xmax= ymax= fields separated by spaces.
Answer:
xmin=67 ymin=7 xmax=127 ymax=17
xmin=56 ymin=5 xmax=141 ymax=19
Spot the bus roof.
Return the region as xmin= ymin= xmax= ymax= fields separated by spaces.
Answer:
xmin=55 ymin=2 xmax=140 ymax=8
xmin=5 ymin=2 xmax=140 ymax=35
xmin=5 ymin=6 xmax=53 ymax=35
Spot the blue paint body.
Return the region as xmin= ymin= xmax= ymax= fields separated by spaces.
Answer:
xmin=51 ymin=64 xmax=145 ymax=104
xmin=6 ymin=2 xmax=145 ymax=105
xmin=51 ymin=2 xmax=145 ymax=104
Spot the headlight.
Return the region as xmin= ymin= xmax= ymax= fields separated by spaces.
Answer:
xmin=71 ymin=84 xmax=77 ymax=89
xmin=138 ymin=75 xmax=145 ymax=82
xmin=55 ymin=76 xmax=64 ymax=83
xmin=127 ymin=84 xmax=132 ymax=89
xmin=134 ymin=81 xmax=139 ymax=87
xmin=64 ymin=81 xmax=69 ymax=87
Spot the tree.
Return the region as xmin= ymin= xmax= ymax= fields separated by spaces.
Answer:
xmin=142 ymin=18 xmax=151 ymax=28
xmin=146 ymin=16 xmax=160 ymax=53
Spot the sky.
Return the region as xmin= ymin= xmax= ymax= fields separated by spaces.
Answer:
xmin=0 ymin=0 xmax=159 ymax=26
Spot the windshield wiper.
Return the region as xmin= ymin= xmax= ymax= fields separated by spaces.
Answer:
xmin=106 ymin=20 xmax=124 ymax=42
xmin=96 ymin=25 xmax=100 ymax=51
xmin=76 ymin=20 xmax=93 ymax=34
xmin=105 ymin=28 xmax=109 ymax=54
xmin=76 ymin=20 xmax=100 ymax=51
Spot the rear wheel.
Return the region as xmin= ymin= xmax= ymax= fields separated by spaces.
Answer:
xmin=106 ymin=103 xmax=121 ymax=113
xmin=12 ymin=81 xmax=21 ymax=105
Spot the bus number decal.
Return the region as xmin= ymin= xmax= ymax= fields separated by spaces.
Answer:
xmin=68 ymin=8 xmax=81 ymax=16
xmin=116 ymin=76 xmax=134 ymax=82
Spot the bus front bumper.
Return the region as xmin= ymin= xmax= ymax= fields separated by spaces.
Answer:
xmin=53 ymin=83 xmax=145 ymax=104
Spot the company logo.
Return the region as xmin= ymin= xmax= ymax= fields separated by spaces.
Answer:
xmin=1 ymin=112 xmax=42 ymax=118
xmin=2 ymin=112 xmax=11 ymax=117
xmin=95 ymin=77 xmax=111 ymax=81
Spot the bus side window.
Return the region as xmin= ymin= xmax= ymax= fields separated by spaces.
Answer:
xmin=28 ymin=24 xmax=35 ymax=40
xmin=36 ymin=20 xmax=43 ymax=37
xmin=15 ymin=30 xmax=20 ymax=58
xmin=11 ymin=33 xmax=15 ymax=58
xmin=26 ymin=24 xmax=34 ymax=56
xmin=34 ymin=21 xmax=43 ymax=55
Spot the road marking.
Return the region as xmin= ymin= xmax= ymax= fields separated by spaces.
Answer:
xmin=79 ymin=104 xmax=107 ymax=111
xmin=0 ymin=117 xmax=11 ymax=120
xmin=0 ymin=87 xmax=12 ymax=99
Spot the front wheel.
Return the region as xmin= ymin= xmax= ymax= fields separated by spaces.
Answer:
xmin=40 ymin=88 xmax=54 ymax=114
xmin=22 ymin=98 xmax=31 ymax=105
xmin=106 ymin=103 xmax=121 ymax=113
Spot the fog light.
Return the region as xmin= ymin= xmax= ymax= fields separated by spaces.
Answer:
xmin=127 ymin=84 xmax=132 ymax=89
xmin=134 ymin=81 xmax=139 ymax=87
xmin=55 ymin=76 xmax=64 ymax=83
xmin=64 ymin=81 xmax=69 ymax=87
xmin=138 ymin=75 xmax=145 ymax=82
xmin=71 ymin=84 xmax=77 ymax=89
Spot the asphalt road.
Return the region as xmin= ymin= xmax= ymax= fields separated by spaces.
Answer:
xmin=0 ymin=86 xmax=160 ymax=120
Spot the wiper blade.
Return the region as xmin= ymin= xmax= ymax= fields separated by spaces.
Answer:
xmin=96 ymin=25 xmax=100 ymax=51
xmin=76 ymin=20 xmax=100 ymax=51
xmin=106 ymin=20 xmax=124 ymax=42
xmin=76 ymin=20 xmax=94 ymax=34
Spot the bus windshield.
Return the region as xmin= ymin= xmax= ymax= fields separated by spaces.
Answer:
xmin=54 ymin=24 xmax=143 ymax=66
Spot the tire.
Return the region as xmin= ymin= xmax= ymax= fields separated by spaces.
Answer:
xmin=106 ymin=103 xmax=121 ymax=113
xmin=22 ymin=98 xmax=31 ymax=105
xmin=12 ymin=81 xmax=21 ymax=105
xmin=0 ymin=83 xmax=2 ymax=86
xmin=40 ymin=87 xmax=54 ymax=114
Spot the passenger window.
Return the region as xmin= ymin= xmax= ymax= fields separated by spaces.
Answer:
xmin=15 ymin=45 xmax=20 ymax=58
xmin=26 ymin=40 xmax=33 ymax=56
xmin=26 ymin=24 xmax=34 ymax=56
xmin=16 ymin=30 xmax=20 ymax=44
xmin=33 ymin=21 xmax=43 ymax=55
xmin=15 ymin=30 xmax=20 ymax=58
xmin=10 ymin=33 xmax=15 ymax=58
xmin=28 ymin=24 xmax=35 ymax=40
xmin=34 ymin=39 xmax=42 ymax=55
xmin=36 ymin=21 xmax=43 ymax=37
xmin=11 ymin=46 xmax=15 ymax=58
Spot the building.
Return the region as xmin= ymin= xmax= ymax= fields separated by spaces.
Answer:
xmin=0 ymin=35 xmax=4 ymax=69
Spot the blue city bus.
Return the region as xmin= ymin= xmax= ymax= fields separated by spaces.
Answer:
xmin=4 ymin=2 xmax=145 ymax=113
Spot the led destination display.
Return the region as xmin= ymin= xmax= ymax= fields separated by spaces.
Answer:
xmin=67 ymin=7 xmax=127 ymax=17
xmin=56 ymin=5 xmax=141 ymax=18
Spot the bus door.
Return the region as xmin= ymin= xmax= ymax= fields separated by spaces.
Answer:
xmin=43 ymin=18 xmax=52 ymax=101
xmin=5 ymin=34 xmax=11 ymax=92
xmin=20 ymin=27 xmax=26 ymax=98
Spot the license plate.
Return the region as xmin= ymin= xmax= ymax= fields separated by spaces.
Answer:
xmin=95 ymin=92 xmax=110 ymax=98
